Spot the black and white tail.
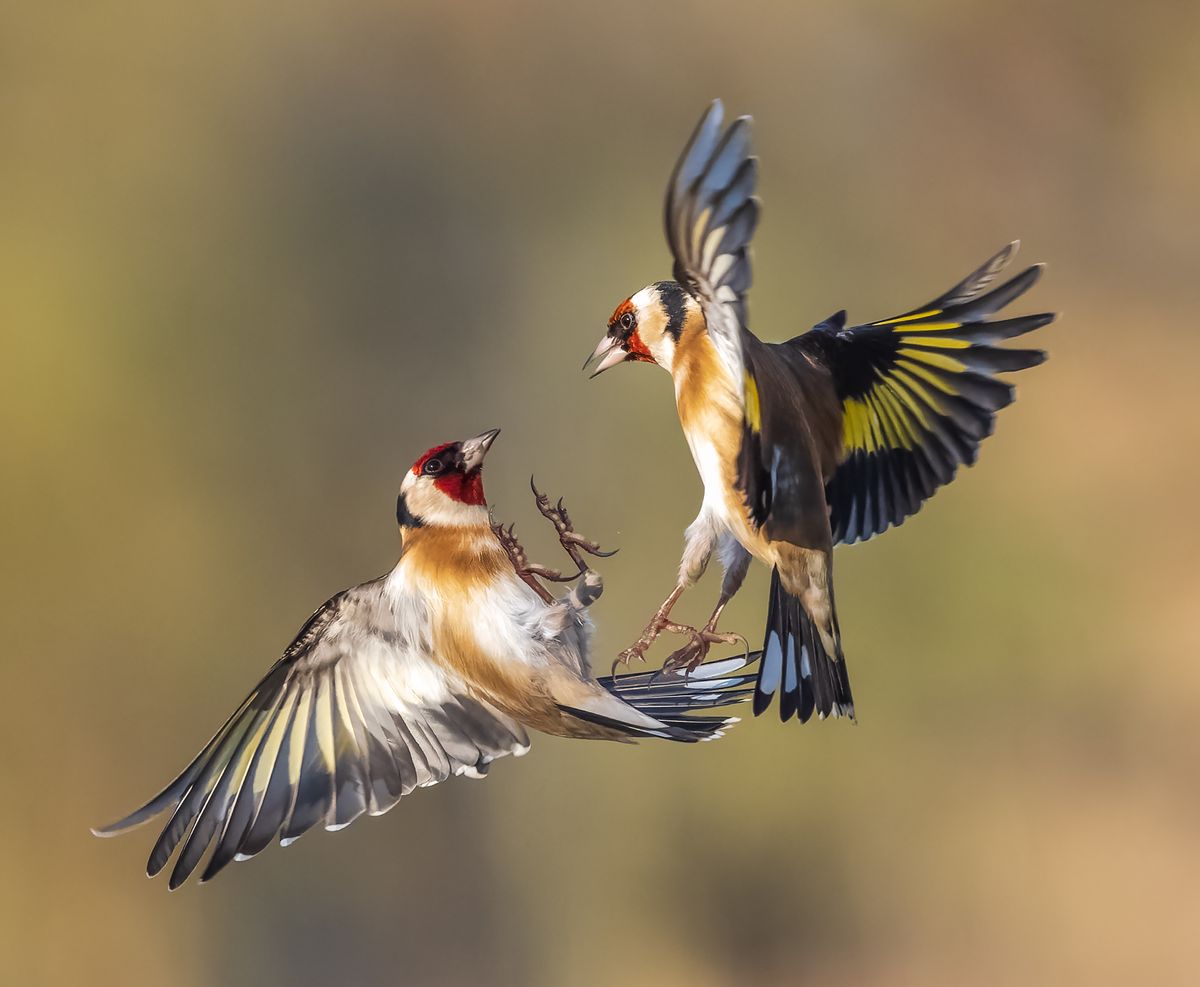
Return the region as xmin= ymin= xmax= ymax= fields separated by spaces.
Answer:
xmin=578 ymin=652 xmax=759 ymax=742
xmin=754 ymin=568 xmax=854 ymax=723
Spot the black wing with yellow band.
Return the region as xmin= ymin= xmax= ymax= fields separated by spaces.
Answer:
xmin=798 ymin=245 xmax=1054 ymax=544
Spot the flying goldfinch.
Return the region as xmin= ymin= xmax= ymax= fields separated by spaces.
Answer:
xmin=94 ymin=429 xmax=756 ymax=887
xmin=585 ymin=100 xmax=1054 ymax=723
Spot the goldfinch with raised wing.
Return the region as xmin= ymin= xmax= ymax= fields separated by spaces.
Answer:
xmin=586 ymin=101 xmax=1054 ymax=723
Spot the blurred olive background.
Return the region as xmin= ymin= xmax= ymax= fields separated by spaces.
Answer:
xmin=5 ymin=1 xmax=1199 ymax=984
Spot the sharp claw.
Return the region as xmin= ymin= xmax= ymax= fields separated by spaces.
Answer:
xmin=611 ymin=639 xmax=652 ymax=678
xmin=532 ymin=568 xmax=578 ymax=583
xmin=612 ymin=656 xmax=640 ymax=676
xmin=559 ymin=531 xmax=619 ymax=558
xmin=662 ymin=638 xmax=708 ymax=676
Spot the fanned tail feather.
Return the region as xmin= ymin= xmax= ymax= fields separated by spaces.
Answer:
xmin=594 ymin=651 xmax=760 ymax=741
xmin=754 ymin=568 xmax=854 ymax=723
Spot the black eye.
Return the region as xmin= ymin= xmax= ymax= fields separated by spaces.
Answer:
xmin=423 ymin=458 xmax=444 ymax=475
xmin=620 ymin=312 xmax=635 ymax=331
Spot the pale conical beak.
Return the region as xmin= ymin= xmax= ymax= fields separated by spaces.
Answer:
xmin=460 ymin=427 xmax=500 ymax=471
xmin=582 ymin=335 xmax=628 ymax=379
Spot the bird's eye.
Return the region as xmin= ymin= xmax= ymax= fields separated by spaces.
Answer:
xmin=423 ymin=458 xmax=444 ymax=475
xmin=620 ymin=312 xmax=635 ymax=331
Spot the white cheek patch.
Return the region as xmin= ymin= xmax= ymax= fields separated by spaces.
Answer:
xmin=430 ymin=498 xmax=489 ymax=527
xmin=401 ymin=477 xmax=489 ymax=527
xmin=629 ymin=287 xmax=676 ymax=371
xmin=653 ymin=336 xmax=676 ymax=373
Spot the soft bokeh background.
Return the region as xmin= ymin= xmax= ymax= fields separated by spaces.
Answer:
xmin=6 ymin=1 xmax=1198 ymax=984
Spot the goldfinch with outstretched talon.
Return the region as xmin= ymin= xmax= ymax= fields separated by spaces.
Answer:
xmin=93 ymin=429 xmax=757 ymax=887
xmin=586 ymin=100 xmax=1054 ymax=723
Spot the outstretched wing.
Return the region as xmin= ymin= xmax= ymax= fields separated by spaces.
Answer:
xmin=93 ymin=581 xmax=530 ymax=887
xmin=793 ymin=243 xmax=1055 ymax=544
xmin=664 ymin=99 xmax=759 ymax=382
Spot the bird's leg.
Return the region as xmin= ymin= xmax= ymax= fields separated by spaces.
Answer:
xmin=660 ymin=596 xmax=749 ymax=674
xmin=529 ymin=478 xmax=618 ymax=575
xmin=490 ymin=515 xmax=575 ymax=606
xmin=613 ymin=582 xmax=690 ymax=672
xmin=614 ymin=513 xmax=723 ymax=673
xmin=661 ymin=540 xmax=752 ymax=674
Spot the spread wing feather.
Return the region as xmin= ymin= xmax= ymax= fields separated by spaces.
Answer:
xmin=791 ymin=244 xmax=1055 ymax=544
xmin=92 ymin=582 xmax=530 ymax=887
xmin=664 ymin=100 xmax=760 ymax=382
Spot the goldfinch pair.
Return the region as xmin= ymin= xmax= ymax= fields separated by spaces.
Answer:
xmin=97 ymin=100 xmax=1053 ymax=887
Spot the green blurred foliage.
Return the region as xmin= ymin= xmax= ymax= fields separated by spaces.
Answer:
xmin=4 ymin=1 xmax=1199 ymax=984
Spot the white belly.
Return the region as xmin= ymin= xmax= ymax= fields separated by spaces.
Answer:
xmin=683 ymin=428 xmax=776 ymax=566
xmin=686 ymin=434 xmax=730 ymax=517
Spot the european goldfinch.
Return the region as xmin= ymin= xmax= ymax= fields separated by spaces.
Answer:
xmin=94 ymin=429 xmax=756 ymax=887
xmin=586 ymin=101 xmax=1054 ymax=723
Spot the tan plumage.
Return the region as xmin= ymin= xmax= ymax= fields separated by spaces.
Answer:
xmin=93 ymin=430 xmax=757 ymax=887
xmin=587 ymin=101 xmax=1054 ymax=722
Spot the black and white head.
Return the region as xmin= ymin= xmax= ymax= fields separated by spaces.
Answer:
xmin=584 ymin=280 xmax=700 ymax=377
xmin=395 ymin=428 xmax=500 ymax=529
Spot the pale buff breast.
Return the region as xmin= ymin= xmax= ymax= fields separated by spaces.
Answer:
xmin=398 ymin=527 xmax=550 ymax=708
xmin=393 ymin=527 xmax=660 ymax=741
xmin=673 ymin=330 xmax=779 ymax=567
